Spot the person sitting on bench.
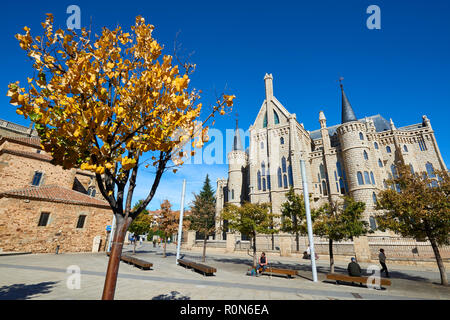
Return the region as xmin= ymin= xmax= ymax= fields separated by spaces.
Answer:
xmin=347 ymin=257 xmax=362 ymax=277
xmin=256 ymin=252 xmax=269 ymax=276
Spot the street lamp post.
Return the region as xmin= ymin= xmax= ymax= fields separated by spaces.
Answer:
xmin=107 ymin=214 xmax=116 ymax=253
xmin=300 ymin=159 xmax=318 ymax=282
xmin=176 ymin=179 xmax=186 ymax=265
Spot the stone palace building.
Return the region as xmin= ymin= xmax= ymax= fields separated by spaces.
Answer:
xmin=0 ymin=119 xmax=113 ymax=254
xmin=214 ymin=74 xmax=448 ymax=262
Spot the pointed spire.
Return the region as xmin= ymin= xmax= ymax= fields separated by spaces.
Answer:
xmin=390 ymin=118 xmax=396 ymax=130
xmin=339 ymin=78 xmax=357 ymax=124
xmin=264 ymin=73 xmax=273 ymax=101
xmin=233 ymin=115 xmax=243 ymax=151
xmin=319 ymin=110 xmax=326 ymax=128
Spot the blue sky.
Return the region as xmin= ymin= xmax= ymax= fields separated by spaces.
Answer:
xmin=1 ymin=0 xmax=449 ymax=210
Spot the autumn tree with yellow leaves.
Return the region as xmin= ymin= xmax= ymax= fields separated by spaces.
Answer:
xmin=153 ymin=199 xmax=190 ymax=258
xmin=7 ymin=14 xmax=234 ymax=299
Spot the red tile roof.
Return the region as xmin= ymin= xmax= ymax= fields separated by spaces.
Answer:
xmin=0 ymin=148 xmax=52 ymax=162
xmin=0 ymin=135 xmax=41 ymax=148
xmin=0 ymin=185 xmax=111 ymax=209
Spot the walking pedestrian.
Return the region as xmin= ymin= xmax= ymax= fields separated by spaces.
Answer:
xmin=379 ymin=248 xmax=390 ymax=278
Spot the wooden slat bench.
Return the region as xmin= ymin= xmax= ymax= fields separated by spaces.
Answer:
xmin=106 ymin=252 xmax=153 ymax=270
xmin=177 ymin=259 xmax=216 ymax=276
xmin=121 ymin=255 xmax=134 ymax=264
xmin=257 ymin=266 xmax=298 ymax=279
xmin=326 ymin=273 xmax=391 ymax=288
xmin=130 ymin=257 xmax=153 ymax=270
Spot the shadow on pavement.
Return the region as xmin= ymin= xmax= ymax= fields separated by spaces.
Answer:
xmin=151 ymin=291 xmax=190 ymax=300
xmin=0 ymin=281 xmax=59 ymax=300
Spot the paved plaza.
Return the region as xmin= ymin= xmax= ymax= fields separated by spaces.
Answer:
xmin=0 ymin=243 xmax=449 ymax=300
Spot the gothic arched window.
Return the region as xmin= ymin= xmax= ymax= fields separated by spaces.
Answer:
xmin=378 ymin=159 xmax=383 ymax=167
xmin=278 ymin=167 xmax=282 ymax=188
xmin=369 ymin=216 xmax=377 ymax=231
xmin=336 ymin=162 xmax=342 ymax=176
xmin=262 ymin=178 xmax=266 ymax=191
xmin=403 ymin=145 xmax=408 ymax=152
xmin=319 ymin=163 xmax=325 ymax=179
xmin=370 ymin=172 xmax=375 ymax=185
xmin=263 ymin=112 xmax=267 ymax=128
xmin=359 ymin=132 xmax=364 ymax=140
xmin=288 ymin=165 xmax=293 ymax=186
xmin=418 ymin=137 xmax=426 ymax=151
xmin=364 ymin=171 xmax=370 ymax=185
xmin=282 ymin=157 xmax=287 ymax=173
xmin=372 ymin=192 xmax=377 ymax=204
xmin=391 ymin=165 xmax=398 ymax=178
xmin=339 ymin=178 xmax=345 ymax=194
xmin=257 ymin=171 xmax=261 ymax=190
xmin=231 ymin=189 xmax=234 ymax=199
xmin=409 ymin=164 xmax=414 ymax=174
xmin=261 ymin=162 xmax=266 ymax=176
xmin=260 ymin=141 xmax=264 ymax=149
xmin=280 ymin=137 xmax=284 ymax=145
xmin=357 ymin=172 xmax=364 ymax=185
xmin=374 ymin=142 xmax=379 ymax=149
xmin=363 ymin=150 xmax=368 ymax=160
xmin=274 ymin=110 xmax=280 ymax=125
xmin=426 ymin=162 xmax=435 ymax=178
xmin=283 ymin=174 xmax=288 ymax=189
xmin=322 ymin=181 xmax=328 ymax=196
xmin=386 ymin=146 xmax=392 ymax=153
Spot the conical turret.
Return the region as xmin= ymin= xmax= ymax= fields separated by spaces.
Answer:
xmin=340 ymin=79 xmax=357 ymax=123
xmin=233 ymin=119 xmax=243 ymax=151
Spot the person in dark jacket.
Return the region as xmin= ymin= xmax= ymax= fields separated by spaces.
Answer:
xmin=347 ymin=257 xmax=362 ymax=277
xmin=256 ymin=252 xmax=269 ymax=276
xmin=379 ymin=248 xmax=390 ymax=277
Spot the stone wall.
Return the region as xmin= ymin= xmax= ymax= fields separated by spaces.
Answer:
xmin=0 ymin=145 xmax=74 ymax=191
xmin=0 ymin=197 xmax=113 ymax=253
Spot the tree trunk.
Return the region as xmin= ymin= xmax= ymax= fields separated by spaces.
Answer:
xmin=429 ymin=237 xmax=448 ymax=285
xmin=253 ymin=233 xmax=257 ymax=268
xmin=133 ymin=237 xmax=136 ymax=254
xmin=296 ymin=232 xmax=299 ymax=252
xmin=329 ymin=238 xmax=334 ymax=273
xmin=102 ymin=216 xmax=130 ymax=300
xmin=163 ymin=236 xmax=167 ymax=258
xmin=202 ymin=234 xmax=207 ymax=262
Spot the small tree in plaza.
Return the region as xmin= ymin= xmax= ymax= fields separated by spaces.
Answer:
xmin=375 ymin=164 xmax=450 ymax=286
xmin=314 ymin=196 xmax=370 ymax=273
xmin=7 ymin=14 xmax=234 ymax=299
xmin=280 ymin=187 xmax=309 ymax=252
xmin=154 ymin=199 xmax=190 ymax=258
xmin=189 ymin=175 xmax=216 ymax=262
xmin=221 ymin=202 xmax=279 ymax=267
xmin=128 ymin=200 xmax=152 ymax=253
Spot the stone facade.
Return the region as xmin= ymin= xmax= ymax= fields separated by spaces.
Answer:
xmin=0 ymin=197 xmax=111 ymax=253
xmin=215 ymin=75 xmax=449 ymax=262
xmin=0 ymin=119 xmax=113 ymax=253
